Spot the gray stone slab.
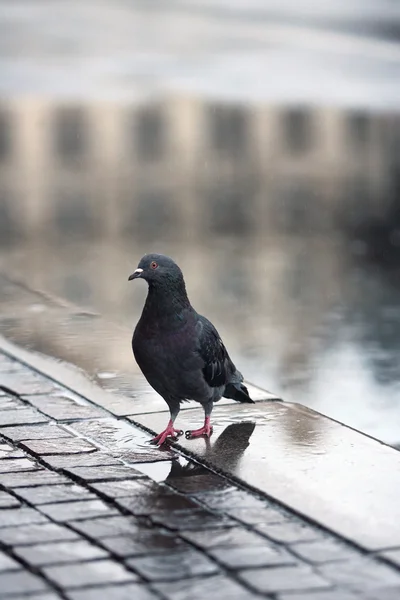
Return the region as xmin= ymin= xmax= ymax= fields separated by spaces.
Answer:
xmin=136 ymin=401 xmax=400 ymax=550
xmin=14 ymin=540 xmax=108 ymax=566
xmin=0 ymin=491 xmax=21 ymax=509
xmin=0 ymin=552 xmax=20 ymax=572
xmin=25 ymin=394 xmax=105 ymax=421
xmin=238 ymin=565 xmax=332 ymax=594
xmin=291 ymin=539 xmax=359 ymax=564
xmin=1 ymin=373 xmax=59 ymax=395
xmin=226 ymin=506 xmax=288 ymax=526
xmin=100 ymin=531 xmax=190 ymax=558
xmin=0 ymin=507 xmax=48 ymax=528
xmin=209 ymin=544 xmax=296 ymax=569
xmin=180 ymin=527 xmax=268 ymax=549
xmin=39 ymin=499 xmax=118 ymax=522
xmin=317 ymin=558 xmax=400 ymax=591
xmin=65 ymin=583 xmax=158 ymax=600
xmin=0 ymin=395 xmax=25 ymax=410
xmin=64 ymin=464 xmax=145 ymax=482
xmin=0 ymin=423 xmax=73 ymax=441
xmin=0 ymin=408 xmax=48 ymax=427
xmin=20 ymin=438 xmax=97 ymax=456
xmin=116 ymin=493 xmax=200 ymax=516
xmin=89 ymin=479 xmax=153 ymax=498
xmin=127 ymin=548 xmax=219 ymax=581
xmin=191 ymin=488 xmax=278 ymax=511
xmin=43 ymin=453 xmax=121 ymax=469
xmin=0 ymin=457 xmax=39 ymax=473
xmin=150 ymin=508 xmax=236 ymax=530
xmin=0 ymin=522 xmax=79 ymax=546
xmin=152 ymin=574 xmax=257 ymax=600
xmin=277 ymin=592 xmax=361 ymax=600
xmin=16 ymin=484 xmax=97 ymax=505
xmin=44 ymin=559 xmax=138 ymax=589
xmin=381 ymin=548 xmax=400 ymax=568
xmin=0 ymin=570 xmax=50 ymax=596
xmin=255 ymin=521 xmax=324 ymax=544
xmin=70 ymin=516 xmax=142 ymax=539
xmin=1 ymin=470 xmax=70 ymax=488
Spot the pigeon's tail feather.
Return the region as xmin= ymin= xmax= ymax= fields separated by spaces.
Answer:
xmin=223 ymin=382 xmax=255 ymax=404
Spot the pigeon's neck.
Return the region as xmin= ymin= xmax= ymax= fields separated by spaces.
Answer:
xmin=143 ymin=278 xmax=191 ymax=323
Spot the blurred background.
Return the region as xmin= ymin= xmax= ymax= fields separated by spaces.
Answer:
xmin=1 ymin=0 xmax=400 ymax=445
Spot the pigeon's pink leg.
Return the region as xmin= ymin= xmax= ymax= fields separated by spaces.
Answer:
xmin=185 ymin=416 xmax=213 ymax=439
xmin=150 ymin=419 xmax=184 ymax=446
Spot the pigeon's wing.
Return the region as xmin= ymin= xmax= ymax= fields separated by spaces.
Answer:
xmin=196 ymin=315 xmax=234 ymax=388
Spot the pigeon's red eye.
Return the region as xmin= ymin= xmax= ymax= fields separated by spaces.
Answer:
xmin=150 ymin=261 xmax=158 ymax=269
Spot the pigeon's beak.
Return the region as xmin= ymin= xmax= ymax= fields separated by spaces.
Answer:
xmin=128 ymin=268 xmax=143 ymax=281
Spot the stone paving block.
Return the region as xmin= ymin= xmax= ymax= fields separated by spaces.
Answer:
xmin=255 ymin=521 xmax=324 ymax=544
xmin=14 ymin=539 xmax=109 ymax=566
xmin=0 ymin=395 xmax=25 ymax=410
xmin=0 ymin=552 xmax=20 ymax=572
xmin=43 ymin=453 xmax=122 ymax=469
xmin=39 ymin=499 xmax=118 ymax=522
xmin=0 ymin=423 xmax=73 ymax=441
xmin=237 ymin=565 xmax=332 ymax=594
xmin=2 ymin=373 xmax=59 ymax=395
xmin=116 ymin=493 xmax=200 ymax=516
xmin=0 ymin=490 xmax=21 ymax=508
xmin=16 ymin=484 xmax=97 ymax=505
xmin=9 ymin=595 xmax=62 ymax=600
xmin=180 ymin=527 xmax=268 ymax=549
xmin=166 ymin=473 xmax=233 ymax=494
xmin=209 ymin=544 xmax=297 ymax=569
xmin=226 ymin=506 xmax=288 ymax=526
xmin=277 ymin=592 xmax=362 ymax=600
xmin=2 ymin=470 xmax=70 ymax=488
xmin=64 ymin=464 xmax=145 ymax=482
xmin=44 ymin=559 xmax=139 ymax=589
xmin=380 ymin=548 xmax=400 ymax=568
xmin=0 ymin=570 xmax=51 ymax=596
xmin=0 ymin=522 xmax=80 ymax=546
xmin=149 ymin=508 xmax=236 ymax=530
xmin=317 ymin=558 xmax=400 ymax=591
xmin=0 ymin=445 xmax=26 ymax=459
xmin=20 ymin=438 xmax=97 ymax=455
xmin=0 ymin=457 xmax=39 ymax=473
xmin=70 ymin=516 xmax=142 ymax=539
xmin=100 ymin=531 xmax=191 ymax=558
xmin=25 ymin=395 xmax=105 ymax=421
xmin=128 ymin=548 xmax=219 ymax=581
xmin=152 ymin=574 xmax=258 ymax=600
xmin=0 ymin=407 xmax=48 ymax=427
xmin=0 ymin=506 xmax=48 ymax=528
xmin=89 ymin=479 xmax=153 ymax=498
xmin=291 ymin=539 xmax=359 ymax=564
xmin=65 ymin=583 xmax=158 ymax=600
xmin=191 ymin=488 xmax=278 ymax=511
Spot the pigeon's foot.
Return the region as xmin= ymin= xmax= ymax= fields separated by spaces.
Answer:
xmin=150 ymin=425 xmax=184 ymax=446
xmin=185 ymin=417 xmax=213 ymax=440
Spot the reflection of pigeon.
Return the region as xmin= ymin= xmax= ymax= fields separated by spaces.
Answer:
xmin=129 ymin=254 xmax=254 ymax=445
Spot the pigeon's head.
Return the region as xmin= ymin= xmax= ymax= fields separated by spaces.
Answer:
xmin=128 ymin=254 xmax=184 ymax=286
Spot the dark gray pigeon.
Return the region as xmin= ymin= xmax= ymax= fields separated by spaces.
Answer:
xmin=129 ymin=254 xmax=254 ymax=445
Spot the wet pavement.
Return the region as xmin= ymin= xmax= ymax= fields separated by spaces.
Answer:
xmin=1 ymin=345 xmax=400 ymax=599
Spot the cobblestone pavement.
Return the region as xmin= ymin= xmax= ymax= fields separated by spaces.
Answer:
xmin=1 ymin=351 xmax=400 ymax=599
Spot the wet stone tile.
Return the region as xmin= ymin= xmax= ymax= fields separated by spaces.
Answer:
xmin=150 ymin=508 xmax=236 ymax=531
xmin=14 ymin=539 xmax=109 ymax=566
xmin=39 ymin=499 xmax=118 ymax=522
xmin=64 ymin=464 xmax=145 ymax=482
xmin=0 ymin=552 xmax=20 ymax=572
xmin=90 ymin=479 xmax=153 ymax=498
xmin=255 ymin=521 xmax=324 ymax=544
xmin=380 ymin=548 xmax=400 ymax=568
xmin=0 ymin=423 xmax=73 ymax=441
xmin=166 ymin=473 xmax=233 ymax=494
xmin=44 ymin=559 xmax=138 ymax=589
xmin=25 ymin=395 xmax=105 ymax=421
xmin=180 ymin=527 xmax=268 ymax=549
xmin=291 ymin=539 xmax=360 ymax=564
xmin=20 ymin=438 xmax=97 ymax=455
xmin=191 ymin=488 xmax=276 ymax=511
xmin=128 ymin=548 xmax=219 ymax=581
xmin=209 ymin=544 xmax=297 ymax=569
xmin=238 ymin=565 xmax=332 ymax=594
xmin=317 ymin=558 xmax=400 ymax=591
xmin=227 ymin=506 xmax=287 ymax=526
xmin=0 ymin=407 xmax=48 ymax=427
xmin=100 ymin=531 xmax=190 ymax=558
xmin=0 ymin=522 xmax=80 ymax=546
xmin=70 ymin=516 xmax=142 ymax=539
xmin=0 ymin=457 xmax=39 ymax=473
xmin=0 ymin=395 xmax=25 ymax=410
xmin=1 ymin=470 xmax=70 ymax=488
xmin=0 ymin=570 xmax=51 ymax=596
xmin=0 ymin=447 xmax=27 ymax=459
xmin=277 ymin=592 xmax=362 ymax=600
xmin=2 ymin=373 xmax=59 ymax=395
xmin=116 ymin=493 xmax=200 ymax=516
xmin=16 ymin=484 xmax=97 ymax=505
xmin=0 ymin=490 xmax=21 ymax=509
xmin=43 ymin=453 xmax=121 ymax=469
xmin=9 ymin=595 xmax=61 ymax=600
xmin=152 ymin=574 xmax=257 ymax=600
xmin=0 ymin=507 xmax=48 ymax=528
xmin=65 ymin=583 xmax=158 ymax=600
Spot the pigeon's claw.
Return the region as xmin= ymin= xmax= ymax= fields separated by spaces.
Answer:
xmin=185 ymin=419 xmax=213 ymax=440
xmin=150 ymin=426 xmax=184 ymax=446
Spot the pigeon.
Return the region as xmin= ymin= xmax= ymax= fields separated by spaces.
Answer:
xmin=129 ymin=253 xmax=254 ymax=445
